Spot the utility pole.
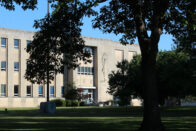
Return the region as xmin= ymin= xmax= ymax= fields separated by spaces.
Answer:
xmin=46 ymin=0 xmax=50 ymax=102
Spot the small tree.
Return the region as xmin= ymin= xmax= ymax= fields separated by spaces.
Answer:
xmin=25 ymin=0 xmax=94 ymax=102
xmin=64 ymin=83 xmax=79 ymax=100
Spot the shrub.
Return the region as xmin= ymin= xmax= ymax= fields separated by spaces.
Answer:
xmin=66 ymin=100 xmax=72 ymax=107
xmin=72 ymin=100 xmax=79 ymax=107
xmin=80 ymin=101 xmax=86 ymax=106
xmin=51 ymin=99 xmax=65 ymax=107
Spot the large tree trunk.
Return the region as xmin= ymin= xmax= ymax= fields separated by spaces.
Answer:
xmin=139 ymin=41 xmax=164 ymax=131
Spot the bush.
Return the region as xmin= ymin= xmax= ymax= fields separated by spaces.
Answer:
xmin=80 ymin=101 xmax=86 ymax=106
xmin=72 ymin=100 xmax=79 ymax=107
xmin=66 ymin=100 xmax=72 ymax=107
xmin=51 ymin=99 xmax=65 ymax=107
xmin=66 ymin=100 xmax=79 ymax=107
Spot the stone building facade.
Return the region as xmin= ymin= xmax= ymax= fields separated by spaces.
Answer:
xmin=0 ymin=27 xmax=141 ymax=107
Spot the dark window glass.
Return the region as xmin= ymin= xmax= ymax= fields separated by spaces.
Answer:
xmin=14 ymin=39 xmax=19 ymax=49
xmin=1 ymin=38 xmax=6 ymax=48
xmin=1 ymin=84 xmax=6 ymax=96
xmin=27 ymin=86 xmax=31 ymax=96
xmin=61 ymin=86 xmax=64 ymax=97
xmin=14 ymin=62 xmax=19 ymax=71
xmin=14 ymin=85 xmax=19 ymax=96
xmin=39 ymin=86 xmax=43 ymax=96
xmin=50 ymin=86 xmax=54 ymax=97
xmin=1 ymin=61 xmax=6 ymax=71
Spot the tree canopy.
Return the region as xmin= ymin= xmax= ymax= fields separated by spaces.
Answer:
xmin=1 ymin=0 xmax=37 ymax=10
xmin=108 ymin=51 xmax=196 ymax=106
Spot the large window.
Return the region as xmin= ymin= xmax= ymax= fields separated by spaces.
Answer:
xmin=83 ymin=47 xmax=93 ymax=55
xmin=1 ymin=61 xmax=6 ymax=71
xmin=26 ymin=86 xmax=32 ymax=97
xmin=14 ymin=39 xmax=20 ymax=49
xmin=77 ymin=66 xmax=94 ymax=75
xmin=61 ymin=86 xmax=64 ymax=97
xmin=1 ymin=38 xmax=6 ymax=48
xmin=38 ymin=85 xmax=43 ymax=97
xmin=14 ymin=62 xmax=19 ymax=71
xmin=50 ymin=86 xmax=54 ymax=97
xmin=14 ymin=85 xmax=19 ymax=96
xmin=1 ymin=84 xmax=6 ymax=96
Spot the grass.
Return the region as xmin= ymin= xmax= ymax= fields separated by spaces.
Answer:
xmin=0 ymin=106 xmax=196 ymax=131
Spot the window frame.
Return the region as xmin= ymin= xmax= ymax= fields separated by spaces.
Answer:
xmin=50 ymin=86 xmax=55 ymax=97
xmin=14 ymin=39 xmax=20 ymax=49
xmin=14 ymin=85 xmax=19 ymax=96
xmin=1 ymin=84 xmax=6 ymax=96
xmin=26 ymin=85 xmax=32 ymax=97
xmin=1 ymin=61 xmax=6 ymax=71
xmin=14 ymin=62 xmax=19 ymax=72
xmin=1 ymin=38 xmax=6 ymax=48
xmin=38 ymin=85 xmax=43 ymax=97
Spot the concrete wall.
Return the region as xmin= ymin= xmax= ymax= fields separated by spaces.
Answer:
xmin=0 ymin=27 xmax=141 ymax=107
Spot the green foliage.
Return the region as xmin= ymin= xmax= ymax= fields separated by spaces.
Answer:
xmin=66 ymin=100 xmax=79 ymax=107
xmin=79 ymin=101 xmax=86 ymax=106
xmin=51 ymin=99 xmax=66 ymax=107
xmin=108 ymin=51 xmax=196 ymax=105
xmin=25 ymin=1 xmax=95 ymax=84
xmin=64 ymin=83 xmax=79 ymax=100
xmin=1 ymin=0 xmax=37 ymax=10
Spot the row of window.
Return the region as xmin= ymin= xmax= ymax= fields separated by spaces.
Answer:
xmin=1 ymin=38 xmax=31 ymax=49
xmin=1 ymin=61 xmax=19 ymax=71
xmin=77 ymin=66 xmax=94 ymax=75
xmin=0 ymin=84 xmax=65 ymax=97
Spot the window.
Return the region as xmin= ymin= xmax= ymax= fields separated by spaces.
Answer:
xmin=1 ymin=61 xmax=6 ymax=71
xmin=1 ymin=38 xmax=6 ymax=48
xmin=1 ymin=84 xmax=6 ymax=96
xmin=50 ymin=86 xmax=54 ymax=97
xmin=26 ymin=40 xmax=31 ymax=46
xmin=84 ymin=47 xmax=93 ymax=55
xmin=81 ymin=67 xmax=84 ymax=74
xmin=61 ymin=86 xmax=64 ymax=97
xmin=85 ymin=67 xmax=88 ymax=75
xmin=88 ymin=67 xmax=91 ymax=75
xmin=14 ymin=39 xmax=19 ymax=49
xmin=26 ymin=86 xmax=31 ymax=97
xmin=14 ymin=85 xmax=19 ymax=96
xmin=14 ymin=62 xmax=19 ymax=71
xmin=38 ymin=85 xmax=43 ymax=97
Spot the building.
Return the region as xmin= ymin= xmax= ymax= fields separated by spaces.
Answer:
xmin=0 ymin=27 xmax=141 ymax=107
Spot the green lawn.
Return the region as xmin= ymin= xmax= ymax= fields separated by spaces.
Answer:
xmin=0 ymin=106 xmax=196 ymax=131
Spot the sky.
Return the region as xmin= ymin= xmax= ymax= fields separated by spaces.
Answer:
xmin=0 ymin=0 xmax=174 ymax=51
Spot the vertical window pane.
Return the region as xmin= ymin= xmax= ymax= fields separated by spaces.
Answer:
xmin=14 ymin=85 xmax=19 ymax=96
xmin=26 ymin=40 xmax=31 ymax=46
xmin=39 ymin=86 xmax=43 ymax=96
xmin=1 ymin=38 xmax=6 ymax=48
xmin=1 ymin=84 xmax=6 ymax=96
xmin=85 ymin=67 xmax=88 ymax=75
xmin=61 ymin=86 xmax=64 ymax=97
xmin=50 ymin=86 xmax=54 ymax=97
xmin=1 ymin=61 xmax=6 ymax=71
xmin=14 ymin=39 xmax=19 ymax=49
xmin=27 ymin=86 xmax=31 ymax=96
xmin=77 ymin=67 xmax=80 ymax=74
xmin=88 ymin=67 xmax=90 ymax=75
xmin=14 ymin=62 xmax=19 ymax=71
xmin=81 ymin=67 xmax=84 ymax=74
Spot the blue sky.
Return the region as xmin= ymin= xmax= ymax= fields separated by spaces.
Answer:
xmin=0 ymin=0 xmax=173 ymax=51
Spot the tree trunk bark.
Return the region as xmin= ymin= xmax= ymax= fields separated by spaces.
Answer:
xmin=139 ymin=41 xmax=165 ymax=131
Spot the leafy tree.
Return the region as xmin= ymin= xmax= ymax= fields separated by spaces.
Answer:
xmin=25 ymin=0 xmax=94 ymax=102
xmin=64 ymin=83 xmax=78 ymax=100
xmin=108 ymin=52 xmax=196 ymax=106
xmin=108 ymin=57 xmax=142 ymax=106
xmin=92 ymin=0 xmax=195 ymax=130
xmin=1 ymin=0 xmax=37 ymax=10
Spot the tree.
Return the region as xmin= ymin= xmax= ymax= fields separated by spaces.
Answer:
xmin=64 ymin=83 xmax=78 ymax=100
xmin=108 ymin=51 xmax=196 ymax=106
xmin=92 ymin=0 xmax=195 ymax=130
xmin=1 ymin=0 xmax=37 ymax=10
xmin=25 ymin=0 xmax=94 ymax=102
